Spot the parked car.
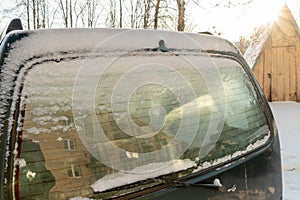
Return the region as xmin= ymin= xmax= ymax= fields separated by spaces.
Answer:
xmin=0 ymin=19 xmax=282 ymax=200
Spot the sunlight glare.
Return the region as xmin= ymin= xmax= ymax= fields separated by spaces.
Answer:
xmin=226 ymin=0 xmax=285 ymax=40
xmin=249 ymin=0 xmax=284 ymax=24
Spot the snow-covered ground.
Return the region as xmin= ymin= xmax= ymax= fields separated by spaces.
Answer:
xmin=269 ymin=102 xmax=300 ymax=200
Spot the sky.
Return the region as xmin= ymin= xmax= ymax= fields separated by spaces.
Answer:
xmin=187 ymin=0 xmax=300 ymax=41
xmin=0 ymin=0 xmax=300 ymax=41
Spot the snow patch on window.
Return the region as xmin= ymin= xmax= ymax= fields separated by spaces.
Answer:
xmin=26 ymin=170 xmax=36 ymax=181
xmin=69 ymin=197 xmax=93 ymax=200
xmin=26 ymin=127 xmax=51 ymax=135
xmin=51 ymin=124 xmax=73 ymax=132
xmin=14 ymin=158 xmax=26 ymax=168
xmin=31 ymin=105 xmax=72 ymax=116
xmin=13 ymin=143 xmax=18 ymax=156
xmin=52 ymin=116 xmax=69 ymax=123
xmin=193 ymin=132 xmax=270 ymax=173
xmin=32 ymin=114 xmax=71 ymax=125
xmin=91 ymin=159 xmax=196 ymax=192
xmin=32 ymin=116 xmax=52 ymax=125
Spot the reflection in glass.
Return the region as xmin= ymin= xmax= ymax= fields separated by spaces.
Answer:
xmin=16 ymin=54 xmax=269 ymax=199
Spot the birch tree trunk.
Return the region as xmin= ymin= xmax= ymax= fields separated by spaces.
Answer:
xmin=70 ymin=0 xmax=73 ymax=27
xmin=176 ymin=0 xmax=185 ymax=31
xmin=119 ymin=0 xmax=122 ymax=28
xmin=27 ymin=0 xmax=30 ymax=29
xmin=154 ymin=0 xmax=160 ymax=29
xmin=32 ymin=0 xmax=36 ymax=29
xmin=143 ymin=0 xmax=151 ymax=29
xmin=36 ymin=0 xmax=40 ymax=29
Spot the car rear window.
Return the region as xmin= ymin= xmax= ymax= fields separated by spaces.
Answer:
xmin=11 ymin=49 xmax=270 ymax=199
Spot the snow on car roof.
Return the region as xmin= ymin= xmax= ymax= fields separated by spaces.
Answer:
xmin=3 ymin=28 xmax=239 ymax=59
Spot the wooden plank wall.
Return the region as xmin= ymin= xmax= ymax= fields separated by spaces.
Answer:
xmin=253 ymin=25 xmax=299 ymax=101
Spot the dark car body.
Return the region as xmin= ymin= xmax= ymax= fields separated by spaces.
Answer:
xmin=0 ymin=26 xmax=282 ymax=200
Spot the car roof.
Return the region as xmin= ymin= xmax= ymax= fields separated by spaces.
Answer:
xmin=2 ymin=28 xmax=239 ymax=59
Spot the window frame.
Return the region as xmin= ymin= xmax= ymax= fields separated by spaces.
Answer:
xmin=63 ymin=139 xmax=76 ymax=151
xmin=67 ymin=164 xmax=82 ymax=178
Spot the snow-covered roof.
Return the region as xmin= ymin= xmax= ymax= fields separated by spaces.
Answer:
xmin=244 ymin=23 xmax=272 ymax=69
xmin=244 ymin=4 xmax=300 ymax=69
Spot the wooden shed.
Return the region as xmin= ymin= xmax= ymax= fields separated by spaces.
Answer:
xmin=244 ymin=4 xmax=300 ymax=102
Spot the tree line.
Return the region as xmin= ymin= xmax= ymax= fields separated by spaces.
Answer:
xmin=3 ymin=0 xmax=253 ymax=32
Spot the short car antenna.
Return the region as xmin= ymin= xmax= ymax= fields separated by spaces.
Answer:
xmin=145 ymin=39 xmax=170 ymax=52
xmin=158 ymin=39 xmax=169 ymax=52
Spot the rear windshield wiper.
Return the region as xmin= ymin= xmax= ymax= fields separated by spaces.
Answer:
xmin=173 ymin=178 xmax=227 ymax=192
